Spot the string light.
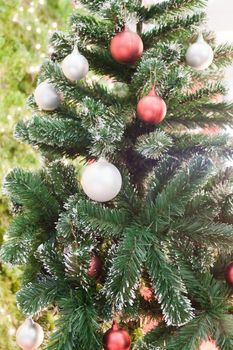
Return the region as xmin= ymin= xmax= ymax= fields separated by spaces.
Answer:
xmin=29 ymin=66 xmax=35 ymax=74
xmin=35 ymin=43 xmax=41 ymax=50
xmin=26 ymin=25 xmax=32 ymax=31
xmin=36 ymin=27 xmax=42 ymax=34
xmin=52 ymin=22 xmax=57 ymax=29
xmin=28 ymin=6 xmax=35 ymax=13
xmin=8 ymin=328 xmax=15 ymax=336
xmin=12 ymin=14 xmax=18 ymax=23
xmin=29 ymin=65 xmax=40 ymax=74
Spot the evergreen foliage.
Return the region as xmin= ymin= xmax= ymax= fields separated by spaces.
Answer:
xmin=1 ymin=0 xmax=233 ymax=349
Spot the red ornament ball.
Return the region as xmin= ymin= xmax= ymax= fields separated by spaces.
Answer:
xmin=202 ymin=124 xmax=220 ymax=135
xmin=225 ymin=262 xmax=233 ymax=286
xmin=110 ymin=27 xmax=143 ymax=65
xmin=137 ymin=86 xmax=167 ymax=124
xmin=87 ymin=254 xmax=102 ymax=279
xmin=103 ymin=321 xmax=131 ymax=350
xmin=199 ymin=339 xmax=219 ymax=350
xmin=87 ymin=158 xmax=96 ymax=165
xmin=140 ymin=286 xmax=154 ymax=302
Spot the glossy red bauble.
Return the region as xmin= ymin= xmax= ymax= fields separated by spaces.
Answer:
xmin=225 ymin=262 xmax=233 ymax=286
xmin=140 ymin=286 xmax=153 ymax=302
xmin=201 ymin=125 xmax=220 ymax=135
xmin=110 ymin=27 xmax=143 ymax=65
xmin=87 ymin=158 xmax=96 ymax=165
xmin=87 ymin=254 xmax=102 ymax=279
xmin=103 ymin=321 xmax=131 ymax=350
xmin=137 ymin=86 xmax=167 ymax=124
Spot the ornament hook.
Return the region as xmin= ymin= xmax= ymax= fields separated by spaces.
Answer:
xmin=73 ymin=41 xmax=79 ymax=54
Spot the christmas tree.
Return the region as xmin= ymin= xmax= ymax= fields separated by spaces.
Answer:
xmin=2 ymin=0 xmax=233 ymax=349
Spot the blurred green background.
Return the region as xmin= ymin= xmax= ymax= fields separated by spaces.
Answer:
xmin=0 ymin=1 xmax=72 ymax=348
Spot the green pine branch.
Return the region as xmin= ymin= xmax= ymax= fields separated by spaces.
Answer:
xmin=71 ymin=199 xmax=130 ymax=239
xmin=213 ymin=44 xmax=233 ymax=69
xmin=70 ymin=10 xmax=113 ymax=48
xmin=0 ymin=214 xmax=39 ymax=265
xmin=36 ymin=241 xmax=66 ymax=279
xmin=172 ymin=218 xmax=233 ymax=249
xmin=147 ymin=244 xmax=194 ymax=326
xmin=135 ymin=130 xmax=173 ymax=159
xmin=19 ymin=115 xmax=90 ymax=155
xmin=167 ymin=270 xmax=232 ymax=349
xmin=142 ymin=12 xmax=205 ymax=47
xmin=46 ymin=290 xmax=101 ymax=350
xmin=145 ymin=156 xmax=180 ymax=204
xmin=17 ymin=278 xmax=63 ymax=315
xmin=146 ymin=156 xmax=212 ymax=229
xmin=4 ymin=168 xmax=60 ymax=222
xmin=45 ymin=161 xmax=79 ymax=204
xmin=169 ymin=101 xmax=233 ymax=124
xmin=138 ymin=0 xmax=207 ymax=22
xmin=174 ymin=133 xmax=229 ymax=153
xmin=56 ymin=211 xmax=75 ymax=241
xmin=178 ymin=82 xmax=226 ymax=103
xmin=104 ymin=226 xmax=152 ymax=308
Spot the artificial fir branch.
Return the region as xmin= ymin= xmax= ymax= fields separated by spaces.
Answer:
xmin=45 ymin=161 xmax=79 ymax=204
xmin=142 ymin=12 xmax=206 ymax=47
xmin=0 ymin=214 xmax=39 ymax=265
xmin=104 ymin=226 xmax=153 ymax=309
xmin=17 ymin=278 xmax=63 ymax=315
xmin=138 ymin=0 xmax=207 ymax=22
xmin=70 ymin=11 xmax=114 ymax=47
xmin=147 ymin=244 xmax=194 ymax=326
xmin=46 ymin=290 xmax=101 ymax=350
xmin=69 ymin=198 xmax=130 ymax=239
xmin=4 ymin=168 xmax=60 ymax=222
xmin=135 ymin=130 xmax=173 ymax=159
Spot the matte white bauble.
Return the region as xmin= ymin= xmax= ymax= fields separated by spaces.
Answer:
xmin=34 ymin=81 xmax=60 ymax=111
xmin=185 ymin=34 xmax=214 ymax=71
xmin=61 ymin=47 xmax=89 ymax=82
xmin=16 ymin=319 xmax=44 ymax=350
xmin=81 ymin=159 xmax=122 ymax=202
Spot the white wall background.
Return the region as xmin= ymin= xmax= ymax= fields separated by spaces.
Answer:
xmin=207 ymin=0 xmax=233 ymax=34
xmin=207 ymin=0 xmax=233 ymax=101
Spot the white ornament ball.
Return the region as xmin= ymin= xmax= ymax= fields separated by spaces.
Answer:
xmin=34 ymin=81 xmax=60 ymax=111
xmin=61 ymin=47 xmax=89 ymax=82
xmin=16 ymin=319 xmax=44 ymax=350
xmin=81 ymin=159 xmax=122 ymax=202
xmin=185 ymin=34 xmax=214 ymax=71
